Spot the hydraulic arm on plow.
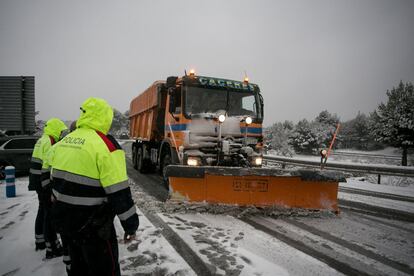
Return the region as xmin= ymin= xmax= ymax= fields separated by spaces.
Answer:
xmin=129 ymin=71 xmax=343 ymax=212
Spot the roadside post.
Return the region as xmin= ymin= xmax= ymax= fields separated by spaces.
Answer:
xmin=5 ymin=166 xmax=16 ymax=197
xmin=321 ymin=123 xmax=341 ymax=170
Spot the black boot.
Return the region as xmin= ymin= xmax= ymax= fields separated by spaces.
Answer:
xmin=45 ymin=243 xmax=63 ymax=259
xmin=45 ymin=247 xmax=63 ymax=259
xmin=35 ymin=242 xmax=46 ymax=251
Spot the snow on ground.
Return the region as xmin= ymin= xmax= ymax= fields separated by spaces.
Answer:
xmin=1 ymin=178 xmax=342 ymax=276
xmin=0 ymin=178 xmax=65 ymax=276
xmin=1 ymin=177 xmax=341 ymax=276
xmin=293 ymin=213 xmax=414 ymax=270
xmin=338 ymin=192 xmax=414 ymax=213
xmin=341 ymin=179 xmax=414 ymax=197
xmin=159 ymin=213 xmax=342 ymax=276
xmin=267 ymin=149 xmax=414 ymax=187
xmin=116 ymin=211 xmax=194 ymax=275
xmin=0 ymin=178 xmax=194 ymax=276
xmin=1 ymin=175 xmax=413 ymax=276
xmin=339 ymin=179 xmax=414 ymax=213
xmin=259 ymin=217 xmax=409 ymax=276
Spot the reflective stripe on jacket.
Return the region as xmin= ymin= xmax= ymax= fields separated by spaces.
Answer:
xmin=29 ymin=118 xmax=67 ymax=191
xmin=50 ymin=127 xmax=138 ymax=235
xmin=28 ymin=135 xmax=54 ymax=191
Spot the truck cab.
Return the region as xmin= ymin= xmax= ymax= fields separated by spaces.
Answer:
xmin=165 ymin=74 xmax=264 ymax=168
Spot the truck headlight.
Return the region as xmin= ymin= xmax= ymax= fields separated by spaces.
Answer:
xmin=218 ymin=114 xmax=226 ymax=123
xmin=187 ymin=157 xmax=200 ymax=166
xmin=253 ymin=157 xmax=263 ymax=166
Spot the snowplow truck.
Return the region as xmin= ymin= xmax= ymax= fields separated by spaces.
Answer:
xmin=129 ymin=73 xmax=341 ymax=211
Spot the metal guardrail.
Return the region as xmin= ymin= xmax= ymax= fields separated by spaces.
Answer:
xmin=332 ymin=151 xmax=399 ymax=160
xmin=263 ymin=155 xmax=414 ymax=178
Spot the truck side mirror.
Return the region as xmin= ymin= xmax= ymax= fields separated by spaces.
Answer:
xmin=168 ymin=90 xmax=179 ymax=121
xmin=169 ymin=94 xmax=175 ymax=113
xmin=166 ymin=76 xmax=178 ymax=88
xmin=259 ymin=94 xmax=264 ymax=114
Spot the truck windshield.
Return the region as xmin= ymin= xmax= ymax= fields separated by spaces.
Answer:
xmin=184 ymin=86 xmax=263 ymax=120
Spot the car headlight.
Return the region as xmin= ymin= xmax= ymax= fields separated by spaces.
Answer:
xmin=187 ymin=157 xmax=200 ymax=166
xmin=253 ymin=157 xmax=262 ymax=166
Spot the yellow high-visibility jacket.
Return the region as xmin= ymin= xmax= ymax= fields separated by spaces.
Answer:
xmin=29 ymin=118 xmax=67 ymax=191
xmin=49 ymin=98 xmax=138 ymax=235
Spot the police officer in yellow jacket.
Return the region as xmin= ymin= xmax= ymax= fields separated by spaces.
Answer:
xmin=29 ymin=118 xmax=67 ymax=257
xmin=48 ymin=97 xmax=139 ymax=276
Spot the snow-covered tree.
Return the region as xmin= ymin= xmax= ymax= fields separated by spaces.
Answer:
xmin=265 ymin=121 xmax=294 ymax=156
xmin=315 ymin=110 xmax=339 ymax=127
xmin=370 ymin=81 xmax=414 ymax=166
xmin=109 ymin=109 xmax=129 ymax=136
xmin=289 ymin=119 xmax=319 ymax=154
xmin=340 ymin=112 xmax=383 ymax=150
xmin=34 ymin=119 xmax=45 ymax=136
xmin=289 ymin=115 xmax=337 ymax=154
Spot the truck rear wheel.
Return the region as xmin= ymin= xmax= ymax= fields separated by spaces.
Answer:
xmin=132 ymin=145 xmax=137 ymax=169
xmin=137 ymin=147 xmax=145 ymax=173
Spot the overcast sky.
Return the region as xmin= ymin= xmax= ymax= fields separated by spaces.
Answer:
xmin=1 ymin=0 xmax=413 ymax=126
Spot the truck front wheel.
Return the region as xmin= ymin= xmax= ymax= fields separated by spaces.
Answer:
xmin=161 ymin=154 xmax=171 ymax=190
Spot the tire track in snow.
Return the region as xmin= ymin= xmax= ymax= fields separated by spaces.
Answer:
xmin=241 ymin=216 xmax=397 ymax=276
xmin=343 ymin=210 xmax=414 ymax=234
xmin=339 ymin=187 xmax=414 ymax=203
xmin=339 ymin=199 xmax=414 ymax=222
xmin=142 ymin=211 xmax=215 ymax=276
xmin=282 ymin=218 xmax=414 ymax=275
xmin=126 ymin=160 xmax=213 ymax=276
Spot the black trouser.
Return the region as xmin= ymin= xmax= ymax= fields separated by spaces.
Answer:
xmin=36 ymin=189 xmax=60 ymax=252
xmin=35 ymin=190 xmax=45 ymax=246
xmin=61 ymin=234 xmax=72 ymax=275
xmin=69 ymin=225 xmax=120 ymax=276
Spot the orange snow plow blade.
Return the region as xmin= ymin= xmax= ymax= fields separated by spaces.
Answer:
xmin=165 ymin=166 xmax=344 ymax=212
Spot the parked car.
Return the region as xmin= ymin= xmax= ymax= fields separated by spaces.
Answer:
xmin=0 ymin=135 xmax=39 ymax=179
xmin=119 ymin=132 xmax=129 ymax=140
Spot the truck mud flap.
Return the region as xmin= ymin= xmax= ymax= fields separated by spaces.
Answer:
xmin=165 ymin=166 xmax=343 ymax=212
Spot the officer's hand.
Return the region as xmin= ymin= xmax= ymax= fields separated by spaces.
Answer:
xmin=124 ymin=233 xmax=136 ymax=243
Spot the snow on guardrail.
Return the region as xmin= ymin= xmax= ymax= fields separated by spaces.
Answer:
xmin=263 ymin=155 xmax=414 ymax=177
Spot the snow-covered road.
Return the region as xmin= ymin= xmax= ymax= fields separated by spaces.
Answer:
xmin=0 ymin=179 xmax=194 ymax=276
xmin=1 ymin=172 xmax=413 ymax=276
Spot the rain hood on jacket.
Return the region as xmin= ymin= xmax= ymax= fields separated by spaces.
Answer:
xmin=76 ymin=97 xmax=113 ymax=135
xmin=44 ymin=118 xmax=68 ymax=142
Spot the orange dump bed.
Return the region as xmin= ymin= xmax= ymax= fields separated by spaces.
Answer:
xmin=129 ymin=81 xmax=165 ymax=141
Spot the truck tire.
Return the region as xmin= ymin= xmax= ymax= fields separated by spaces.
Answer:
xmin=161 ymin=154 xmax=171 ymax=190
xmin=137 ymin=147 xmax=146 ymax=173
xmin=132 ymin=145 xmax=138 ymax=169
